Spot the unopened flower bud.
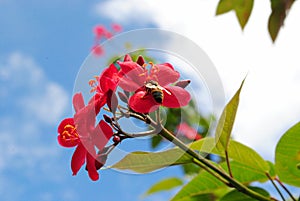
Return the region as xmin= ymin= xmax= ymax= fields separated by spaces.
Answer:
xmin=103 ymin=114 xmax=112 ymax=124
xmin=113 ymin=135 xmax=121 ymax=143
xmin=123 ymin=54 xmax=132 ymax=62
xmin=136 ymin=55 xmax=145 ymax=66
xmin=118 ymin=91 xmax=128 ymax=103
xmin=175 ymin=80 xmax=191 ymax=88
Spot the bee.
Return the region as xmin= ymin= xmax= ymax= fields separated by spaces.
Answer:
xmin=144 ymin=80 xmax=171 ymax=104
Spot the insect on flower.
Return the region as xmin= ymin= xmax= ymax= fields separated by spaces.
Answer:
xmin=144 ymin=80 xmax=171 ymax=104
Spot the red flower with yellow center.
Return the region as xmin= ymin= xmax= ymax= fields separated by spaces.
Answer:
xmin=117 ymin=56 xmax=191 ymax=113
xmin=57 ymin=93 xmax=113 ymax=181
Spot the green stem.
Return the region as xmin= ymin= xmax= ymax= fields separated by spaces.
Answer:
xmin=225 ymin=150 xmax=233 ymax=178
xmin=159 ymin=126 xmax=276 ymax=201
xmin=192 ymin=158 xmax=230 ymax=186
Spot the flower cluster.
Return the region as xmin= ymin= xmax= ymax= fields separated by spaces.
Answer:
xmin=57 ymin=54 xmax=191 ymax=180
xmin=91 ymin=24 xmax=122 ymax=56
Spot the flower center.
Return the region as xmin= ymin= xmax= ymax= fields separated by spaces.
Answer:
xmin=61 ymin=124 xmax=79 ymax=142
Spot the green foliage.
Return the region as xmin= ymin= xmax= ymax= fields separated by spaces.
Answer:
xmin=175 ymin=194 xmax=215 ymax=201
xmin=268 ymin=0 xmax=295 ymax=42
xmin=111 ymin=149 xmax=192 ymax=173
xmin=144 ymin=177 xmax=183 ymax=197
xmin=191 ymin=137 xmax=270 ymax=176
xmin=215 ymin=78 xmax=245 ymax=151
xmin=275 ymin=122 xmax=300 ymax=187
xmin=151 ymin=100 xmax=211 ymax=149
xmin=171 ymin=169 xmax=226 ymax=201
xmin=216 ymin=0 xmax=254 ymax=29
xmin=219 ymin=187 xmax=270 ymax=201
xmin=171 ymin=161 xmax=271 ymax=201
xmin=216 ymin=0 xmax=297 ymax=42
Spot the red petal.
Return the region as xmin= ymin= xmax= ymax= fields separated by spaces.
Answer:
xmin=117 ymin=61 xmax=146 ymax=87
xmin=89 ymin=93 xmax=107 ymax=115
xmin=57 ymin=135 xmax=79 ymax=147
xmin=112 ymin=23 xmax=122 ymax=32
xmin=92 ymin=120 xmax=113 ymax=150
xmin=128 ymin=91 xmax=159 ymax=113
xmin=177 ymin=123 xmax=201 ymax=140
xmin=162 ymin=86 xmax=191 ymax=108
xmin=93 ymin=25 xmax=106 ymax=39
xmin=86 ymin=152 xmax=99 ymax=181
xmin=71 ymin=143 xmax=86 ymax=176
xmin=99 ymin=64 xmax=119 ymax=93
xmin=152 ymin=64 xmax=180 ymax=86
xmin=73 ymin=93 xmax=85 ymax=113
xmin=91 ymin=45 xmax=104 ymax=56
xmin=118 ymin=76 xmax=141 ymax=92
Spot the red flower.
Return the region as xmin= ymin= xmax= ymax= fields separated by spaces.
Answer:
xmin=176 ymin=123 xmax=202 ymax=140
xmin=111 ymin=23 xmax=122 ymax=32
xmin=117 ymin=56 xmax=191 ymax=113
xmin=93 ymin=25 xmax=108 ymax=40
xmin=91 ymin=45 xmax=104 ymax=56
xmin=57 ymin=93 xmax=113 ymax=181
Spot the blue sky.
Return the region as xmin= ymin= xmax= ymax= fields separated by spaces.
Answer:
xmin=0 ymin=1 xmax=184 ymax=201
xmin=1 ymin=0 xmax=300 ymax=200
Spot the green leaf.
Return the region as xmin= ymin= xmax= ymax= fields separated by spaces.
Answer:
xmin=215 ymin=78 xmax=245 ymax=151
xmin=111 ymin=149 xmax=192 ymax=173
xmin=171 ymin=169 xmax=226 ymax=201
xmin=219 ymin=186 xmax=270 ymax=201
xmin=216 ymin=0 xmax=234 ymax=15
xmin=192 ymin=137 xmax=270 ymax=174
xmin=268 ymin=0 xmax=295 ymax=42
xmin=174 ymin=194 xmax=215 ymax=201
xmin=181 ymin=163 xmax=201 ymax=176
xmin=219 ymin=161 xmax=268 ymax=183
xmin=171 ymin=160 xmax=270 ymax=201
xmin=216 ymin=0 xmax=254 ymax=29
xmin=234 ymin=0 xmax=254 ymax=29
xmin=144 ymin=177 xmax=183 ymax=197
xmin=151 ymin=135 xmax=163 ymax=148
xmin=275 ymin=122 xmax=300 ymax=187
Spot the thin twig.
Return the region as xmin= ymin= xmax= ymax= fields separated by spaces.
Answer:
xmin=225 ymin=150 xmax=233 ymax=178
xmin=266 ymin=173 xmax=285 ymax=201
xmin=159 ymin=125 xmax=274 ymax=201
xmin=275 ymin=177 xmax=296 ymax=201
xmin=126 ymin=110 xmax=276 ymax=201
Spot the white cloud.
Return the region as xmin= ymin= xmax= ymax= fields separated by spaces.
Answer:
xmin=0 ymin=52 xmax=68 ymax=125
xmin=95 ymin=0 xmax=300 ymax=160
xmin=0 ymin=52 xmax=70 ymax=200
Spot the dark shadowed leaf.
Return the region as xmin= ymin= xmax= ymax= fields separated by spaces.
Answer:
xmin=275 ymin=122 xmax=300 ymax=187
xmin=219 ymin=186 xmax=270 ymax=201
xmin=268 ymin=0 xmax=295 ymax=42
xmin=174 ymin=194 xmax=215 ymax=201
